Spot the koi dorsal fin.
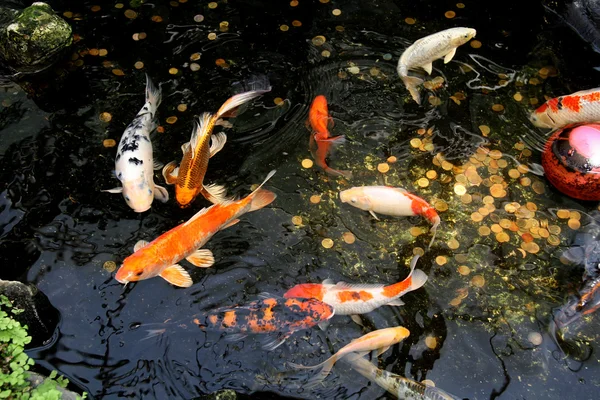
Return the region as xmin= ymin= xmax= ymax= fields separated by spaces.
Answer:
xmin=183 ymin=205 xmax=213 ymax=227
xmin=190 ymin=113 xmax=213 ymax=159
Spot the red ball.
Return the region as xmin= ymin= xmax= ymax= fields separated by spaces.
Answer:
xmin=542 ymin=124 xmax=600 ymax=201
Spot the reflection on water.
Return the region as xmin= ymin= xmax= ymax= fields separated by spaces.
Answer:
xmin=1 ymin=0 xmax=600 ymax=399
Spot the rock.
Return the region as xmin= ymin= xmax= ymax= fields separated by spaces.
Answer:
xmin=0 ymin=280 xmax=59 ymax=348
xmin=26 ymin=372 xmax=82 ymax=400
xmin=0 ymin=2 xmax=72 ymax=74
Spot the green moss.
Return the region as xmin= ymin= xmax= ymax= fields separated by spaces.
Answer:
xmin=0 ymin=295 xmax=86 ymax=400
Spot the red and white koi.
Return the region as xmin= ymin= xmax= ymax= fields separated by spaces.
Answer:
xmin=283 ymin=254 xmax=427 ymax=316
xmin=339 ymin=185 xmax=440 ymax=248
xmin=530 ymin=87 xmax=600 ymax=129
xmin=289 ymin=326 xmax=410 ymax=387
xmin=104 ymin=74 xmax=169 ymax=212
xmin=114 ymin=170 xmax=277 ymax=287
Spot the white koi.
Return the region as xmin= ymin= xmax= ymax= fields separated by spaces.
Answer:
xmin=397 ymin=27 xmax=476 ymax=104
xmin=339 ymin=186 xmax=440 ymax=248
xmin=104 ymin=74 xmax=169 ymax=212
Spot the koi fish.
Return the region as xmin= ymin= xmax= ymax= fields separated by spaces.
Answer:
xmin=344 ymin=354 xmax=462 ymax=399
xmin=289 ymin=326 xmax=410 ymax=388
xmin=150 ymin=296 xmax=334 ymax=351
xmin=530 ymin=87 xmax=600 ymax=129
xmin=104 ymin=74 xmax=169 ymax=212
xmin=397 ymin=27 xmax=476 ymax=104
xmin=115 ymin=170 xmax=277 ymax=287
xmin=307 ymin=95 xmax=352 ymax=178
xmin=283 ymin=254 xmax=427 ymax=316
xmin=163 ymin=80 xmax=272 ymax=207
xmin=339 ymin=186 xmax=440 ymax=248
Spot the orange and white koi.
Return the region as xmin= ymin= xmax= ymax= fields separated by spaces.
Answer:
xmin=307 ymin=95 xmax=352 ymax=178
xmin=339 ymin=186 xmax=440 ymax=248
xmin=115 ymin=170 xmax=277 ymax=287
xmin=530 ymin=87 xmax=600 ymax=129
xmin=344 ymin=354 xmax=462 ymax=399
xmin=163 ymin=81 xmax=271 ymax=207
xmin=283 ymin=254 xmax=427 ymax=316
xmin=147 ymin=296 xmax=335 ymax=351
xmin=289 ymin=326 xmax=410 ymax=387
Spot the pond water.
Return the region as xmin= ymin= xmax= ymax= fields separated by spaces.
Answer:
xmin=2 ymin=0 xmax=600 ymax=399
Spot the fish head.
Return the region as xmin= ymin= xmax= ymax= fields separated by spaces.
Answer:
xmin=309 ymin=95 xmax=330 ymax=133
xmin=283 ymin=283 xmax=325 ymax=300
xmin=529 ymin=108 xmax=555 ymax=129
xmin=175 ymin=187 xmax=195 ymax=208
xmin=393 ymin=326 xmax=411 ymax=341
xmin=339 ymin=187 xmax=372 ymax=211
xmin=449 ymin=27 xmax=477 ymax=47
xmin=115 ymin=251 xmax=154 ymax=284
xmin=122 ymin=177 xmax=154 ymax=212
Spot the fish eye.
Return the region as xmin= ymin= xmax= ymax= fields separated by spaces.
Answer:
xmin=135 ymin=271 xmax=143 ymax=276
xmin=350 ymin=197 xmax=357 ymax=203
xmin=147 ymin=188 xmax=152 ymax=194
xmin=125 ymin=195 xmax=130 ymax=201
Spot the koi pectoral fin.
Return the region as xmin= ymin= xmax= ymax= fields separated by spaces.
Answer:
xmin=103 ymin=187 xmax=123 ymax=194
xmin=222 ymin=219 xmax=240 ymax=230
xmin=350 ymin=315 xmax=364 ymax=327
xmin=261 ymin=332 xmax=292 ymax=351
xmin=201 ymin=183 xmax=228 ymax=204
xmin=375 ymin=345 xmax=391 ymax=357
xmin=159 ymin=264 xmax=192 ymax=287
xmin=444 ymin=48 xmax=457 ymax=63
xmin=386 ymin=299 xmax=405 ymax=306
xmin=215 ymin=119 xmax=234 ymax=128
xmin=224 ymin=333 xmax=248 ymax=342
xmin=318 ymin=320 xmax=330 ymax=330
xmin=154 ymin=185 xmax=169 ymax=203
xmin=186 ymin=249 xmax=215 ymax=268
xmin=153 ymin=160 xmax=164 ymax=170
xmin=369 ymin=210 xmax=380 ymax=220
xmin=209 ymin=132 xmax=227 ymax=158
xmin=162 ymin=161 xmax=179 ymax=185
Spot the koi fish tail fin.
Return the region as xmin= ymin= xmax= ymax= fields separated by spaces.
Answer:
xmin=427 ymin=218 xmax=440 ymax=249
xmin=401 ymin=75 xmax=423 ymax=105
xmin=216 ymin=77 xmax=272 ymax=119
xmin=408 ymin=269 xmax=428 ymax=292
xmin=288 ymin=356 xmax=337 ymax=388
xmin=143 ymin=74 xmax=162 ymax=118
xmin=248 ymin=170 xmax=277 ymax=211
xmin=141 ymin=328 xmax=167 ymax=341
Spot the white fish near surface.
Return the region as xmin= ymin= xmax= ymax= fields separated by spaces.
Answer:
xmin=529 ymin=87 xmax=600 ymax=129
xmin=104 ymin=74 xmax=169 ymax=212
xmin=397 ymin=27 xmax=476 ymax=104
xmin=344 ymin=354 xmax=462 ymax=400
xmin=339 ymin=186 xmax=440 ymax=248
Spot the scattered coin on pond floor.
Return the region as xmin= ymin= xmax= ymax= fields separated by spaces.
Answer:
xmin=322 ymin=238 xmax=334 ymax=248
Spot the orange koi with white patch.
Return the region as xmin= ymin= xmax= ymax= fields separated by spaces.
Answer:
xmin=530 ymin=87 xmax=600 ymax=129
xmin=307 ymin=95 xmax=352 ymax=178
xmin=283 ymin=255 xmax=427 ymax=315
xmin=115 ymin=170 xmax=277 ymax=287
xmin=339 ymin=185 xmax=440 ymax=248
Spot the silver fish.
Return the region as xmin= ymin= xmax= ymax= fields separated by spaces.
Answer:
xmin=104 ymin=74 xmax=169 ymax=212
xmin=344 ymin=354 xmax=462 ymax=400
xmin=397 ymin=27 xmax=476 ymax=104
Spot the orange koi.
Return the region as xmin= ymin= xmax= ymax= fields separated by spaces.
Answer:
xmin=115 ymin=170 xmax=277 ymax=287
xmin=289 ymin=326 xmax=410 ymax=387
xmin=530 ymin=87 xmax=600 ymax=129
xmin=191 ymin=295 xmax=335 ymax=351
xmin=283 ymin=254 xmax=427 ymax=316
xmin=163 ymin=81 xmax=271 ymax=207
xmin=307 ymin=95 xmax=352 ymax=178
xmin=339 ymin=185 xmax=440 ymax=248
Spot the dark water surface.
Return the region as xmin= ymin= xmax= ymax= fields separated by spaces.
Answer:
xmin=2 ymin=0 xmax=600 ymax=399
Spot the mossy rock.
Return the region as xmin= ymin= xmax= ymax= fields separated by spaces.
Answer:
xmin=0 ymin=2 xmax=72 ymax=73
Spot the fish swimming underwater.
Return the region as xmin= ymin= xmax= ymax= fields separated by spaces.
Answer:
xmin=154 ymin=296 xmax=334 ymax=351
xmin=163 ymin=80 xmax=272 ymax=207
xmin=307 ymin=95 xmax=352 ymax=178
xmin=397 ymin=27 xmax=476 ymax=104
xmin=104 ymin=74 xmax=169 ymax=212
xmin=530 ymin=87 xmax=600 ymax=129
xmin=288 ymin=326 xmax=410 ymax=388
xmin=339 ymin=186 xmax=440 ymax=248
xmin=115 ymin=170 xmax=277 ymax=287
xmin=344 ymin=354 xmax=462 ymax=400
xmin=283 ymin=254 xmax=427 ymax=316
